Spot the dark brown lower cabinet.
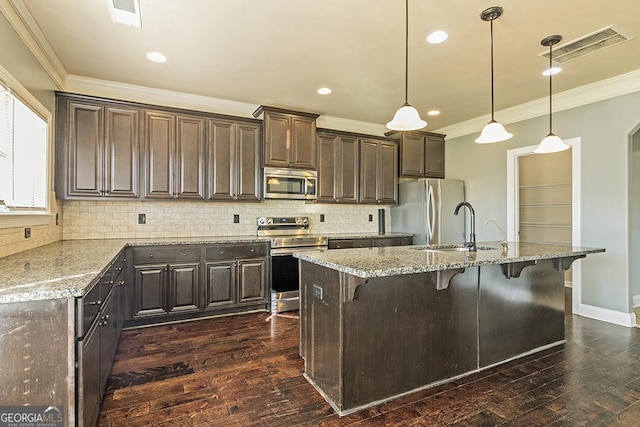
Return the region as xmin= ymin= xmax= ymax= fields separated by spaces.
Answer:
xmin=204 ymin=244 xmax=269 ymax=309
xmin=132 ymin=243 xmax=268 ymax=323
xmin=76 ymin=250 xmax=128 ymax=427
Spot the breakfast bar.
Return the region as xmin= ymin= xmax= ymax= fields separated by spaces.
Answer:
xmin=295 ymin=242 xmax=604 ymax=415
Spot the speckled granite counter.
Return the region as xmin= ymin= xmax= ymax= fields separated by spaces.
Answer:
xmin=294 ymin=241 xmax=605 ymax=278
xmin=0 ymin=233 xmax=413 ymax=304
xmin=0 ymin=235 xmax=266 ymax=304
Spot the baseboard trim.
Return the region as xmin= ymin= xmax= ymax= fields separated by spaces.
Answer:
xmin=577 ymin=303 xmax=636 ymax=327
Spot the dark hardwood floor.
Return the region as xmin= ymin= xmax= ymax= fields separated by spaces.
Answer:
xmin=98 ymin=308 xmax=640 ymax=426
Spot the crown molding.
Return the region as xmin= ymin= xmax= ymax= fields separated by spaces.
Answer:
xmin=65 ymin=75 xmax=388 ymax=135
xmin=435 ymin=68 xmax=640 ymax=139
xmin=0 ymin=0 xmax=67 ymax=89
xmin=0 ymin=62 xmax=50 ymax=119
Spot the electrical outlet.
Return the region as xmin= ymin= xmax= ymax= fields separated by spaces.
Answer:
xmin=233 ymin=214 xmax=240 ymax=223
xmin=24 ymin=227 xmax=31 ymax=238
xmin=368 ymin=214 xmax=373 ymax=222
xmin=138 ymin=213 xmax=146 ymax=224
xmin=320 ymin=214 xmax=325 ymax=222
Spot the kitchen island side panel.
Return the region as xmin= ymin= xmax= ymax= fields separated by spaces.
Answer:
xmin=0 ymin=298 xmax=73 ymax=423
xmin=341 ymin=268 xmax=479 ymax=410
xmin=301 ymin=261 xmax=344 ymax=406
xmin=479 ymin=259 xmax=565 ymax=367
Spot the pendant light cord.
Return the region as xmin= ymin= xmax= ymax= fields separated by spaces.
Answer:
xmin=404 ymin=0 xmax=409 ymax=104
xmin=549 ymin=44 xmax=553 ymax=132
xmin=490 ymin=19 xmax=495 ymax=121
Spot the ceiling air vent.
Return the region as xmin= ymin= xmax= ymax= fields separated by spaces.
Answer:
xmin=108 ymin=0 xmax=141 ymax=28
xmin=540 ymin=25 xmax=632 ymax=64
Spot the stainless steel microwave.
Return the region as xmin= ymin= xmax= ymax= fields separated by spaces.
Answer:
xmin=263 ymin=167 xmax=317 ymax=200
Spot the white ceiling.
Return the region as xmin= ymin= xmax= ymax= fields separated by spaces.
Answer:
xmin=17 ymin=0 xmax=640 ymax=129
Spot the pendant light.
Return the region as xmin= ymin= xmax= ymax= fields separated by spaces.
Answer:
xmin=534 ymin=35 xmax=570 ymax=154
xmin=386 ymin=0 xmax=427 ymax=131
xmin=475 ymin=6 xmax=513 ymax=144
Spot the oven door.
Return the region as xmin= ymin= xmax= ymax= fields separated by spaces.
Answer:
xmin=270 ymin=247 xmax=326 ymax=313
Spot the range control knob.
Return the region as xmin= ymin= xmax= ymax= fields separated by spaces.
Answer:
xmin=295 ymin=217 xmax=302 ymax=224
xmin=267 ymin=217 xmax=274 ymax=224
xmin=302 ymin=218 xmax=308 ymax=224
xmin=257 ymin=217 xmax=266 ymax=225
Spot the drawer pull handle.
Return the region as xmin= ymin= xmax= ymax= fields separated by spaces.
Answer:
xmin=87 ymin=300 xmax=102 ymax=306
xmin=118 ymin=280 xmax=125 ymax=286
xmin=149 ymin=254 xmax=153 ymax=258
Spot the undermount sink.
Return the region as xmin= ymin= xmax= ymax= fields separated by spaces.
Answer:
xmin=416 ymin=245 xmax=499 ymax=252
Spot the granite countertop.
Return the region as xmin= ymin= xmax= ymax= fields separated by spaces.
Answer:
xmin=0 ymin=235 xmax=266 ymax=304
xmin=294 ymin=242 xmax=605 ymax=278
xmin=0 ymin=233 xmax=413 ymax=304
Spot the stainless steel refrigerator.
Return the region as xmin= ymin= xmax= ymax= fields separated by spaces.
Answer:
xmin=390 ymin=179 xmax=465 ymax=245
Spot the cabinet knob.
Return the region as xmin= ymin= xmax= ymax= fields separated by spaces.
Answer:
xmin=118 ymin=280 xmax=125 ymax=286
xmin=149 ymin=254 xmax=153 ymax=258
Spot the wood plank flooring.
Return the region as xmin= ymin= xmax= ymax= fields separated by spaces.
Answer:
xmin=98 ymin=311 xmax=640 ymax=426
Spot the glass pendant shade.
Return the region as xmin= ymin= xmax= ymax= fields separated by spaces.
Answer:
xmin=475 ymin=119 xmax=513 ymax=144
xmin=386 ymin=103 xmax=427 ymax=131
xmin=534 ymin=132 xmax=570 ymax=154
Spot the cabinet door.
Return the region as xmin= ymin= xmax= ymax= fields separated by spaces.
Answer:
xmin=204 ymin=260 xmax=236 ymax=308
xmin=207 ymin=119 xmax=235 ymax=200
xmin=105 ymin=107 xmax=139 ymax=197
xmin=359 ymin=139 xmax=380 ymax=204
xmin=67 ymin=102 xmax=104 ymax=197
xmin=336 ymin=136 xmax=359 ymax=203
xmin=176 ymin=115 xmax=205 ymax=199
xmin=264 ymin=113 xmax=291 ymax=167
xmin=235 ymin=122 xmax=261 ymax=201
xmin=98 ymin=292 xmax=118 ymax=394
xmin=238 ymin=258 xmax=267 ymax=304
xmin=316 ymin=133 xmax=338 ymax=202
xmin=143 ymin=111 xmax=175 ymax=198
xmin=291 ymin=116 xmax=316 ymax=169
xmin=378 ymin=141 xmax=398 ymax=204
xmin=328 ymin=239 xmax=371 ymax=249
xmin=133 ymin=265 xmax=167 ymax=317
xmin=399 ymin=134 xmax=425 ymax=178
xmin=77 ymin=319 xmax=100 ymax=427
xmin=425 ymin=136 xmax=445 ymax=178
xmin=168 ymin=263 xmax=201 ymax=313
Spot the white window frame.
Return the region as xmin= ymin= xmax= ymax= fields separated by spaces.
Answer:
xmin=0 ymin=64 xmax=54 ymax=229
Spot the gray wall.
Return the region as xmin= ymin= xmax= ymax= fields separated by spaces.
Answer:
xmin=0 ymin=13 xmax=56 ymax=111
xmin=446 ymin=91 xmax=640 ymax=314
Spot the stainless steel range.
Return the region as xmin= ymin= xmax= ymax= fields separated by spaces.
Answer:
xmin=257 ymin=216 xmax=328 ymax=313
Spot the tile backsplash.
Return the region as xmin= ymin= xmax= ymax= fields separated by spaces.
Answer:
xmin=0 ymin=200 xmax=63 ymax=258
xmin=62 ymin=200 xmax=387 ymax=240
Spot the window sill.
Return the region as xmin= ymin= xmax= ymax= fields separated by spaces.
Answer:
xmin=0 ymin=212 xmax=54 ymax=229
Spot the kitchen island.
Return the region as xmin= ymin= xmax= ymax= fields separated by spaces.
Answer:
xmin=295 ymin=242 xmax=604 ymax=415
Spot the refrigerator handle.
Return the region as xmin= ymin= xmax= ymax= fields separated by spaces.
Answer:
xmin=427 ymin=185 xmax=436 ymax=240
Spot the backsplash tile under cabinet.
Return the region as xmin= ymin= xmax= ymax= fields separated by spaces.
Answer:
xmin=62 ymin=200 xmax=386 ymax=240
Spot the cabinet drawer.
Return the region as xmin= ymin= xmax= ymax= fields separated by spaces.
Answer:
xmin=205 ymin=243 xmax=268 ymax=260
xmin=328 ymin=239 xmax=371 ymax=249
xmin=133 ymin=246 xmax=201 ymax=264
xmin=77 ymin=281 xmax=102 ymax=339
xmin=372 ymin=236 xmax=413 ymax=247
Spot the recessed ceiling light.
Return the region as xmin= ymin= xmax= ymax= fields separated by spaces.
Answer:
xmin=146 ymin=52 xmax=167 ymax=63
xmin=108 ymin=0 xmax=141 ymax=28
xmin=427 ymin=31 xmax=448 ymax=44
xmin=317 ymin=87 xmax=332 ymax=95
xmin=542 ymin=67 xmax=562 ymax=76
xmin=427 ymin=110 xmax=441 ymax=116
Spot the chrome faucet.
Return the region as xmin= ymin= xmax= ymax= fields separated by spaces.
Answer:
xmin=454 ymin=202 xmax=476 ymax=251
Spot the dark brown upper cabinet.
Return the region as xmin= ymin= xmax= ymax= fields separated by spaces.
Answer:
xmin=386 ymin=130 xmax=445 ymax=179
xmin=253 ymin=106 xmax=319 ymax=169
xmin=316 ymin=129 xmax=359 ymax=203
xmin=142 ymin=110 xmax=206 ymax=199
xmin=207 ymin=118 xmax=261 ymax=201
xmin=55 ymin=94 xmax=139 ymax=199
xmin=359 ymin=138 xmax=398 ymax=205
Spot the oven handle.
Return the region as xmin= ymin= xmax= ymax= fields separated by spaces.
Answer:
xmin=270 ymin=246 xmax=328 ymax=256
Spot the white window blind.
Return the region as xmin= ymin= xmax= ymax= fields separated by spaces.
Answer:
xmin=0 ymin=83 xmax=48 ymax=210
